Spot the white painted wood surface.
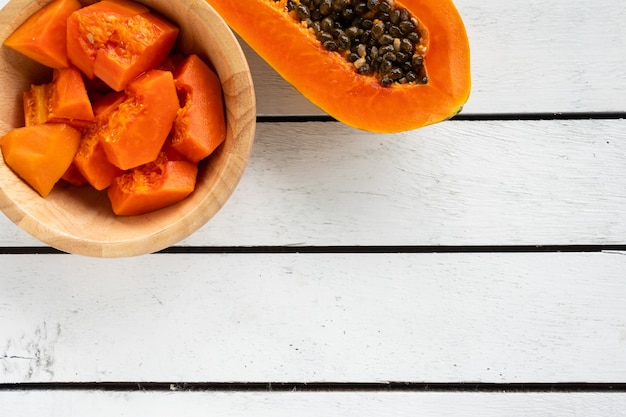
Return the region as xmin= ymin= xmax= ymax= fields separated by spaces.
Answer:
xmin=2 ymin=391 xmax=626 ymax=417
xmin=2 ymin=119 xmax=625 ymax=247
xmin=1 ymin=0 xmax=626 ymax=414
xmin=1 ymin=252 xmax=625 ymax=383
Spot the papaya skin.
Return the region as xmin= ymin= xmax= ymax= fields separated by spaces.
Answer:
xmin=205 ymin=0 xmax=471 ymax=133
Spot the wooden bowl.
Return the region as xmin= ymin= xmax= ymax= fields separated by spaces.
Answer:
xmin=0 ymin=0 xmax=256 ymax=257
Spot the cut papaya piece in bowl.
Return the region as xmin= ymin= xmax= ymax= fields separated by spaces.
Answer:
xmin=99 ymin=69 xmax=180 ymax=170
xmin=108 ymin=150 xmax=198 ymax=216
xmin=170 ymin=54 xmax=226 ymax=163
xmin=0 ymin=123 xmax=82 ymax=197
xmin=206 ymin=0 xmax=471 ymax=133
xmin=3 ymin=0 xmax=81 ymax=69
xmin=73 ymin=91 xmax=127 ymax=191
xmin=66 ymin=0 xmax=180 ymax=91
xmin=23 ymin=66 xmax=95 ymax=128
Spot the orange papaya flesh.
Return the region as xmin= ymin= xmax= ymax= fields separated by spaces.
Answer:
xmin=91 ymin=90 xmax=128 ymax=117
xmin=205 ymin=0 xmax=471 ymax=133
xmin=47 ymin=67 xmax=95 ymax=124
xmin=99 ymin=69 xmax=179 ymax=170
xmin=23 ymin=67 xmax=95 ymax=128
xmin=73 ymin=90 xmax=126 ymax=191
xmin=0 ymin=124 xmax=82 ymax=197
xmin=62 ymin=161 xmax=88 ymax=187
xmin=159 ymin=53 xmax=186 ymax=73
xmin=66 ymin=0 xmax=179 ymax=91
xmin=3 ymin=0 xmax=81 ymax=69
xmin=107 ymin=151 xmax=198 ymax=216
xmin=23 ymin=84 xmax=49 ymax=127
xmin=85 ymin=0 xmax=150 ymax=15
xmin=75 ymin=131 xmax=125 ymax=191
xmin=171 ymin=54 xmax=226 ymax=163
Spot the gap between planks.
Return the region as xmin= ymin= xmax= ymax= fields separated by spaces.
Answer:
xmin=256 ymin=112 xmax=626 ymax=124
xmin=2 ymin=244 xmax=626 ymax=255
xmin=1 ymin=382 xmax=626 ymax=393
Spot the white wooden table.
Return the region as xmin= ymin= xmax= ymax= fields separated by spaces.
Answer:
xmin=2 ymin=0 xmax=626 ymax=415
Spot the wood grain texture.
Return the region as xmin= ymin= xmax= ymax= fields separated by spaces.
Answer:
xmin=200 ymin=119 xmax=626 ymax=247
xmin=3 ymin=119 xmax=624 ymax=248
xmin=2 ymin=391 xmax=626 ymax=417
xmin=1 ymin=252 xmax=625 ymax=383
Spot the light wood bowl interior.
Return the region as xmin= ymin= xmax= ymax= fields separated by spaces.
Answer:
xmin=0 ymin=0 xmax=256 ymax=257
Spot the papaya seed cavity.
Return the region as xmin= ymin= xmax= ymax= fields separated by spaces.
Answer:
xmin=274 ymin=0 xmax=428 ymax=87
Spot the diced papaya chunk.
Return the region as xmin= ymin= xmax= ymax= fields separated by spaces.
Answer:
xmin=23 ymin=67 xmax=95 ymax=128
xmin=74 ymin=91 xmax=126 ymax=190
xmin=99 ymin=69 xmax=179 ymax=170
xmin=107 ymin=151 xmax=198 ymax=216
xmin=66 ymin=0 xmax=179 ymax=91
xmin=0 ymin=124 xmax=81 ymax=196
xmin=75 ymin=131 xmax=124 ymax=191
xmin=4 ymin=0 xmax=81 ymax=68
xmin=61 ymin=161 xmax=87 ymax=187
xmin=47 ymin=67 xmax=95 ymax=124
xmin=170 ymin=54 xmax=226 ymax=163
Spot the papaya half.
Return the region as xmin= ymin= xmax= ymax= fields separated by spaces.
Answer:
xmin=205 ymin=0 xmax=470 ymax=133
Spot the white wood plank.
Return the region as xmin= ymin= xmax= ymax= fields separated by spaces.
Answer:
xmin=2 ymin=391 xmax=626 ymax=417
xmin=202 ymin=119 xmax=626 ymax=247
xmin=451 ymin=0 xmax=626 ymax=114
xmin=3 ymin=119 xmax=624 ymax=248
xmin=242 ymin=0 xmax=626 ymax=115
xmin=1 ymin=252 xmax=625 ymax=383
